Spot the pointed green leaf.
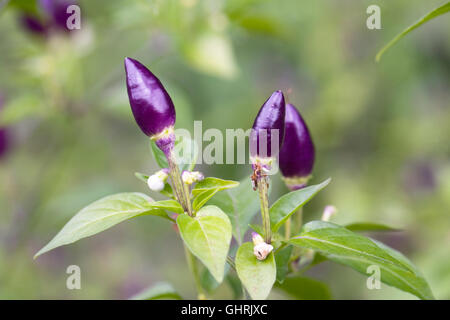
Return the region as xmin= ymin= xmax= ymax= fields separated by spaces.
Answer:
xmin=289 ymin=221 xmax=434 ymax=300
xmin=275 ymin=245 xmax=293 ymax=284
xmin=148 ymin=199 xmax=183 ymax=214
xmin=235 ymin=242 xmax=276 ymax=300
xmin=134 ymin=172 xmax=149 ymax=183
xmin=177 ymin=205 xmax=232 ymax=283
xmin=207 ymin=176 xmax=262 ymax=243
xmin=270 ymin=178 xmax=330 ymax=232
xmin=191 ymin=177 xmax=239 ymax=211
xmin=34 ymin=193 xmax=169 ymax=259
xmin=345 ymin=222 xmax=401 ymax=233
xmin=376 ymin=2 xmax=450 ymax=62
xmin=129 ymin=282 xmax=182 ymax=300
xmin=150 ymin=140 xmax=169 ymax=169
xmin=226 ymin=274 xmax=243 ymax=300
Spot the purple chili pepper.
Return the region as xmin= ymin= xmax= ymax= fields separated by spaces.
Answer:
xmin=39 ymin=0 xmax=78 ymax=32
xmin=0 ymin=129 xmax=8 ymax=159
xmin=279 ymin=103 xmax=315 ymax=190
xmin=124 ymin=57 xmax=176 ymax=155
xmin=0 ymin=94 xmax=9 ymax=159
xmin=20 ymin=14 xmax=48 ymax=36
xmin=249 ymin=90 xmax=286 ymax=160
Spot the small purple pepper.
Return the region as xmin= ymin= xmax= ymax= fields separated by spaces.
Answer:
xmin=279 ymin=103 xmax=315 ymax=190
xmin=124 ymin=57 xmax=176 ymax=155
xmin=20 ymin=14 xmax=48 ymax=36
xmin=0 ymin=129 xmax=8 ymax=159
xmin=249 ymin=90 xmax=286 ymax=163
xmin=0 ymin=94 xmax=9 ymax=159
xmin=39 ymin=0 xmax=78 ymax=32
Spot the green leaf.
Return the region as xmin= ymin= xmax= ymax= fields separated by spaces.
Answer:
xmin=129 ymin=282 xmax=182 ymax=300
xmin=235 ymin=242 xmax=276 ymax=300
xmin=200 ymin=267 xmax=221 ymax=294
xmin=207 ymin=176 xmax=262 ymax=243
xmin=345 ymin=222 xmax=401 ymax=233
xmin=134 ymin=172 xmax=149 ymax=183
xmin=270 ymin=178 xmax=331 ymax=232
xmin=191 ymin=177 xmax=239 ymax=211
xmin=150 ymin=141 xmax=169 ymax=169
xmin=226 ymin=274 xmax=243 ymax=300
xmin=289 ymin=221 xmax=435 ymax=300
xmin=275 ymin=245 xmax=293 ymax=284
xmin=148 ymin=199 xmax=183 ymax=214
xmin=34 ymin=193 xmax=169 ymax=259
xmin=276 ymin=276 xmax=331 ymax=300
xmin=150 ymin=135 xmax=198 ymax=172
xmin=0 ymin=94 xmax=46 ymax=126
xmin=376 ymin=2 xmax=450 ymax=62
xmin=177 ymin=205 xmax=232 ymax=283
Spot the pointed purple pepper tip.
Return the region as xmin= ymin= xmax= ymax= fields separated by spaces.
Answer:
xmin=124 ymin=57 xmax=176 ymax=135
xmin=250 ymin=90 xmax=286 ymax=159
xmin=124 ymin=57 xmax=176 ymax=156
xmin=279 ymin=103 xmax=315 ymax=189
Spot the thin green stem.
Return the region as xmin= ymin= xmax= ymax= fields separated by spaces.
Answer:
xmin=257 ymin=176 xmax=271 ymax=243
xmin=226 ymin=256 xmax=236 ymax=271
xmin=285 ymin=217 xmax=291 ymax=240
xmin=167 ymin=152 xmax=193 ymax=216
xmin=296 ymin=207 xmax=303 ymax=233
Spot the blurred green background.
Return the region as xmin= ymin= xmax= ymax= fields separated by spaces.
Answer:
xmin=0 ymin=0 xmax=449 ymax=299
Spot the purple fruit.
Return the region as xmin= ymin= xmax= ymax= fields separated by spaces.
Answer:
xmin=279 ymin=103 xmax=315 ymax=189
xmin=249 ymin=90 xmax=286 ymax=159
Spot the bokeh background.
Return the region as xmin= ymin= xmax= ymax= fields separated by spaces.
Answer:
xmin=0 ymin=0 xmax=449 ymax=299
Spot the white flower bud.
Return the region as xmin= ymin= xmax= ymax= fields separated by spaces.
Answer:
xmin=147 ymin=169 xmax=169 ymax=192
xmin=322 ymin=205 xmax=337 ymax=222
xmin=181 ymin=171 xmax=204 ymax=185
xmin=253 ymin=242 xmax=274 ymax=261
xmin=252 ymin=232 xmax=273 ymax=260
xmin=252 ymin=232 xmax=264 ymax=245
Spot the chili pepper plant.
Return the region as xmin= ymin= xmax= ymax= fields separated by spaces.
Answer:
xmin=34 ymin=58 xmax=434 ymax=300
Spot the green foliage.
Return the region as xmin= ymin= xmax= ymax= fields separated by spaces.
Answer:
xmin=207 ymin=176 xmax=262 ymax=243
xmin=376 ymin=2 xmax=450 ymax=61
xmin=269 ymin=178 xmax=330 ymax=232
xmin=34 ymin=193 xmax=170 ymax=259
xmin=177 ymin=205 xmax=232 ymax=283
xmin=345 ymin=222 xmax=401 ymax=233
xmin=191 ymin=177 xmax=239 ymax=211
xmin=275 ymin=245 xmax=293 ymax=284
xmin=129 ymin=282 xmax=182 ymax=300
xmin=289 ymin=221 xmax=434 ymax=300
xmin=235 ymin=242 xmax=276 ymax=300
xmin=147 ymin=199 xmax=183 ymax=214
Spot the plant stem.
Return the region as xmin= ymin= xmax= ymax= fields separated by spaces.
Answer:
xmin=285 ymin=217 xmax=291 ymax=240
xmin=296 ymin=207 xmax=303 ymax=232
xmin=167 ymin=152 xmax=193 ymax=216
xmin=226 ymin=256 xmax=236 ymax=271
xmin=183 ymin=243 xmax=205 ymax=299
xmin=257 ymin=176 xmax=271 ymax=243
